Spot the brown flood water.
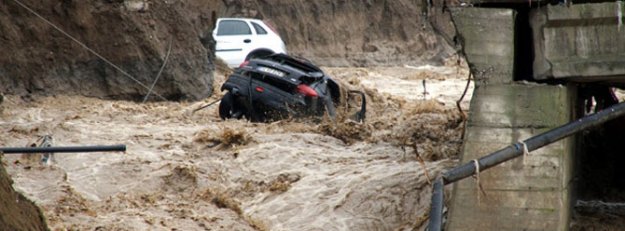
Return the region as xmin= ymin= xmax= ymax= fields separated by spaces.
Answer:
xmin=0 ymin=65 xmax=472 ymax=230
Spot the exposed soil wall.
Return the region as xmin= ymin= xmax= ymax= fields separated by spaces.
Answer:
xmin=220 ymin=0 xmax=457 ymax=67
xmin=0 ymin=0 xmax=219 ymax=101
xmin=0 ymin=156 xmax=48 ymax=230
xmin=0 ymin=0 xmax=457 ymax=98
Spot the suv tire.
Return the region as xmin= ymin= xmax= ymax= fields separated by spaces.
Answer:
xmin=219 ymin=92 xmax=246 ymax=120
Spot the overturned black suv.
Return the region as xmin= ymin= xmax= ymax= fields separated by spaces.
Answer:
xmin=219 ymin=54 xmax=365 ymax=122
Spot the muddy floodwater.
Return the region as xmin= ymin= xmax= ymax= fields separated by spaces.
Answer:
xmin=1 ymin=65 xmax=472 ymax=230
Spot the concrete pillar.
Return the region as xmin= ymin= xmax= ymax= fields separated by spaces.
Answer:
xmin=447 ymin=7 xmax=577 ymax=231
xmin=452 ymin=8 xmax=516 ymax=86
xmin=446 ymin=84 xmax=576 ymax=231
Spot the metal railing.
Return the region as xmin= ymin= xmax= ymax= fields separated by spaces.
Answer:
xmin=0 ymin=145 xmax=126 ymax=154
xmin=428 ymin=101 xmax=625 ymax=230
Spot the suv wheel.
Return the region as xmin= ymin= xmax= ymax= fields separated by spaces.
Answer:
xmin=219 ymin=92 xmax=246 ymax=120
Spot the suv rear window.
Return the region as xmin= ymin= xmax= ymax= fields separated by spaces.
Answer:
xmin=217 ymin=20 xmax=251 ymax=36
xmin=251 ymin=22 xmax=267 ymax=35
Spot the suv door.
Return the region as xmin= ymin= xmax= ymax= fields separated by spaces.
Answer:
xmin=213 ymin=19 xmax=254 ymax=66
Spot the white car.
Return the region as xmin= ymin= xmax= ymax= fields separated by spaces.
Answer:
xmin=213 ymin=18 xmax=287 ymax=68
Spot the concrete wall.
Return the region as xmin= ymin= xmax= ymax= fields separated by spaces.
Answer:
xmin=452 ymin=8 xmax=516 ymax=86
xmin=446 ymin=84 xmax=576 ymax=231
xmin=447 ymin=7 xmax=577 ymax=231
xmin=532 ymin=2 xmax=625 ymax=81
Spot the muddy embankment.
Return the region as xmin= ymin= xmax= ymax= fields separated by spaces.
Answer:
xmin=221 ymin=0 xmax=458 ymax=67
xmin=0 ymin=157 xmax=47 ymax=230
xmin=0 ymin=0 xmax=218 ymax=100
xmin=0 ymin=0 xmax=457 ymax=99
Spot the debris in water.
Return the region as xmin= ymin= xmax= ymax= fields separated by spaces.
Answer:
xmin=317 ymin=120 xmax=371 ymax=145
xmin=162 ymin=165 xmax=198 ymax=192
xmin=210 ymin=189 xmax=243 ymax=215
xmin=37 ymin=135 xmax=54 ymax=165
xmin=193 ymin=127 xmax=252 ymax=148
xmin=268 ymin=173 xmax=301 ymax=193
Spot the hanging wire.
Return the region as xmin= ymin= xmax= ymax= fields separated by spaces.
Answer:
xmin=12 ymin=0 xmax=168 ymax=101
xmin=143 ymin=38 xmax=173 ymax=102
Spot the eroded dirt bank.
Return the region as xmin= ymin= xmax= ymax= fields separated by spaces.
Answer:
xmin=221 ymin=0 xmax=457 ymax=67
xmin=1 ymin=64 xmax=472 ymax=230
xmin=0 ymin=156 xmax=48 ymax=230
xmin=1 ymin=0 xmax=457 ymax=100
xmin=0 ymin=0 xmax=218 ymax=100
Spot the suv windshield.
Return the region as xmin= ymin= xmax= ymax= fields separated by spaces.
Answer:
xmin=217 ymin=20 xmax=251 ymax=36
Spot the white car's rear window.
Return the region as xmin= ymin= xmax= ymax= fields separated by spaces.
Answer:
xmin=217 ymin=20 xmax=251 ymax=36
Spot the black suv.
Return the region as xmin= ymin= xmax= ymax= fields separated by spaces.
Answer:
xmin=219 ymin=54 xmax=365 ymax=122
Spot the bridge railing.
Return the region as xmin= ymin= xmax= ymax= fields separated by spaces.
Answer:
xmin=428 ymin=101 xmax=625 ymax=231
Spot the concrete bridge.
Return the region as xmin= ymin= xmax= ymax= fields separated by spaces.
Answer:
xmin=445 ymin=2 xmax=625 ymax=230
